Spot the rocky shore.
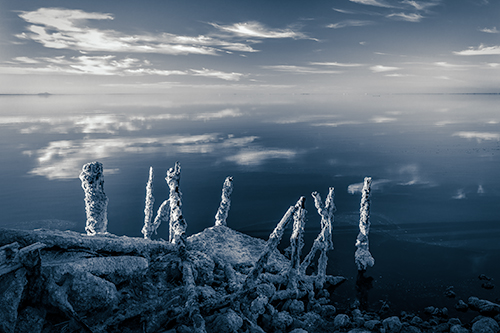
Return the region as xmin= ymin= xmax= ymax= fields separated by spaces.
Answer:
xmin=1 ymin=226 xmax=500 ymax=333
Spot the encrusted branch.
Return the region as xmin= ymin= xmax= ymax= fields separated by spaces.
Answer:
xmin=355 ymin=177 xmax=374 ymax=271
xmin=215 ymin=176 xmax=234 ymax=227
xmin=300 ymin=188 xmax=335 ymax=288
xmin=79 ymin=161 xmax=108 ymax=235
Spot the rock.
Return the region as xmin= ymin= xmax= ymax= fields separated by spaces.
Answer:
xmin=471 ymin=317 xmax=500 ymax=333
xmin=0 ymin=268 xmax=27 ymax=333
xmin=451 ymin=325 xmax=470 ymax=333
xmin=449 ymin=318 xmax=463 ymax=326
xmin=411 ymin=316 xmax=423 ymax=325
xmin=383 ymin=316 xmax=403 ymax=333
xmin=256 ymin=283 xmax=275 ymax=298
xmin=290 ymin=329 xmax=309 ymax=333
xmin=468 ymin=297 xmax=500 ymax=316
xmin=425 ymin=306 xmax=436 ymax=314
xmin=250 ymin=295 xmax=268 ymax=316
xmin=401 ymin=325 xmax=422 ymax=333
xmin=272 ymin=311 xmax=293 ymax=331
xmin=435 ymin=323 xmax=450 ymax=332
xmin=445 ymin=286 xmax=457 ymax=298
xmin=320 ymin=304 xmax=336 ymax=319
xmin=300 ymin=312 xmax=323 ymax=331
xmin=67 ymin=270 xmax=119 ymax=314
xmin=207 ymin=309 xmax=243 ymax=333
xmin=334 ymin=314 xmax=351 ymax=329
xmin=289 ymin=299 xmax=305 ymax=316
xmin=348 ymin=329 xmax=372 ymax=333
xmin=456 ymin=300 xmax=469 ymax=312
xmin=479 ymin=275 xmax=493 ymax=281
xmin=482 ymin=282 xmax=495 ymax=290
xmin=15 ymin=306 xmax=46 ymax=333
xmin=187 ymin=226 xmax=288 ymax=273
xmin=365 ymin=320 xmax=382 ymax=330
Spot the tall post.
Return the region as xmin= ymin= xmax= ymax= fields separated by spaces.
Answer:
xmin=141 ymin=167 xmax=156 ymax=239
xmin=79 ymin=161 xmax=108 ymax=235
xmin=166 ymin=162 xmax=187 ymax=248
xmin=355 ymin=177 xmax=374 ymax=271
xmin=215 ymin=176 xmax=233 ymax=226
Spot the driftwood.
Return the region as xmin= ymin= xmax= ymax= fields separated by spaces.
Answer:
xmin=0 ymin=228 xmax=174 ymax=258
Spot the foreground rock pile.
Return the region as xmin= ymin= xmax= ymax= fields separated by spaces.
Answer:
xmin=1 ymin=226 xmax=500 ymax=333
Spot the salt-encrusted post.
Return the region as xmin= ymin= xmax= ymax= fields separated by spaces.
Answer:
xmin=79 ymin=161 xmax=108 ymax=235
xmin=300 ymin=188 xmax=335 ymax=288
xmin=214 ymin=176 xmax=233 ymax=226
xmin=166 ymin=162 xmax=187 ymax=248
xmin=141 ymin=167 xmax=156 ymax=239
xmin=355 ymin=177 xmax=374 ymax=271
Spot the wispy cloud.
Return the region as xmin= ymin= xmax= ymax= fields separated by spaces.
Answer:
xmin=193 ymin=108 xmax=243 ymax=121
xmin=225 ymin=148 xmax=297 ymax=166
xmin=261 ymin=65 xmax=341 ymax=74
xmin=190 ymin=68 xmax=244 ymax=81
xmin=309 ymin=62 xmax=364 ymax=67
xmin=479 ymin=27 xmax=499 ymax=33
xmin=401 ymin=0 xmax=441 ymax=11
xmin=453 ymin=131 xmax=500 ymax=142
xmin=454 ymin=44 xmax=500 ymax=56
xmin=386 ymin=12 xmax=424 ymax=22
xmin=16 ymin=8 xmax=258 ymax=56
xmin=210 ymin=21 xmax=311 ymax=40
xmin=326 ymin=20 xmax=375 ymax=29
xmin=25 ymin=133 xmax=265 ymax=179
xmin=371 ymin=116 xmax=397 ymax=123
xmin=370 ymin=65 xmax=400 ymax=72
xmin=349 ymin=0 xmax=395 ymax=8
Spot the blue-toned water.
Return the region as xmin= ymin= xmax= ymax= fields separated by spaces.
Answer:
xmin=1 ymin=93 xmax=499 ymax=312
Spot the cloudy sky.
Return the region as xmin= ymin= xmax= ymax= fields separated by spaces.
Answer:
xmin=1 ymin=0 xmax=499 ymax=94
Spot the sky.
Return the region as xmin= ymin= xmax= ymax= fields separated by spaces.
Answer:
xmin=0 ymin=0 xmax=499 ymax=94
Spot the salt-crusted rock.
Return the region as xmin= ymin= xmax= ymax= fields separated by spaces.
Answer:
xmin=207 ymin=309 xmax=243 ymax=333
xmin=300 ymin=312 xmax=323 ymax=331
xmin=468 ymin=297 xmax=500 ymax=316
xmin=141 ymin=166 xmax=156 ymax=239
xmin=456 ymin=300 xmax=469 ymax=312
xmin=66 ymin=270 xmax=119 ymax=314
xmin=42 ymin=255 xmax=148 ymax=285
xmin=256 ymin=283 xmax=276 ymax=298
xmin=451 ymin=324 xmax=471 ymax=333
xmin=383 ymin=316 xmax=403 ymax=333
xmin=187 ymin=225 xmax=288 ymax=273
xmin=471 ymin=317 xmax=500 ymax=333
xmin=402 ymin=325 xmax=422 ymax=333
xmin=0 ymin=268 xmax=27 ymax=333
xmin=334 ymin=314 xmax=351 ymax=328
xmin=15 ymin=306 xmax=46 ymax=333
xmin=272 ymin=311 xmax=293 ymax=331
xmin=289 ymin=299 xmax=305 ymax=316
xmin=365 ymin=319 xmax=382 ymax=330
xmin=355 ymin=177 xmax=375 ymax=271
xmin=215 ymin=176 xmax=233 ymax=227
xmin=321 ymin=304 xmax=337 ymax=319
xmin=290 ymin=329 xmax=309 ymax=333
xmin=250 ymin=295 xmax=268 ymax=316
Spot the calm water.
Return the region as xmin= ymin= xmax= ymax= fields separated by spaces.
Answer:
xmin=1 ymin=93 xmax=499 ymax=312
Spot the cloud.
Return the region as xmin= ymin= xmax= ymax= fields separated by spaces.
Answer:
xmin=386 ymin=13 xmax=424 ymax=22
xmin=225 ymin=148 xmax=297 ymax=166
xmin=326 ymin=20 xmax=375 ymax=29
xmin=16 ymin=8 xmax=257 ymax=56
xmin=261 ymin=65 xmax=341 ymax=74
xmin=452 ymin=189 xmax=466 ymax=200
xmin=210 ymin=21 xmax=310 ymax=40
xmin=347 ymin=179 xmax=391 ymax=194
xmin=453 ymin=131 xmax=500 ymax=142
xmin=193 ymin=108 xmax=243 ymax=121
xmin=349 ymin=0 xmax=395 ymax=8
xmin=433 ymin=62 xmax=472 ymax=69
xmin=311 ymin=121 xmax=361 ymax=127
xmin=370 ymin=65 xmax=400 ymax=72
xmin=479 ymin=27 xmax=499 ymax=33
xmin=25 ymin=133 xmax=262 ymax=179
xmin=309 ymin=62 xmax=364 ymax=67
xmin=190 ymin=68 xmax=244 ymax=81
xmin=454 ymin=44 xmax=500 ymax=56
xmin=401 ymin=0 xmax=440 ymax=11
xmin=371 ymin=116 xmax=397 ymax=123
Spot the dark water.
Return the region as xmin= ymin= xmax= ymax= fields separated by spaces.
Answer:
xmin=1 ymin=93 xmax=499 ymax=313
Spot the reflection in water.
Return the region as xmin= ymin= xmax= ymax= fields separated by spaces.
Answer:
xmin=1 ymin=93 xmax=500 ymax=312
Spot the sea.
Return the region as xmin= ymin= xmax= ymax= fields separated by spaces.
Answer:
xmin=1 ymin=92 xmax=499 ymax=315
